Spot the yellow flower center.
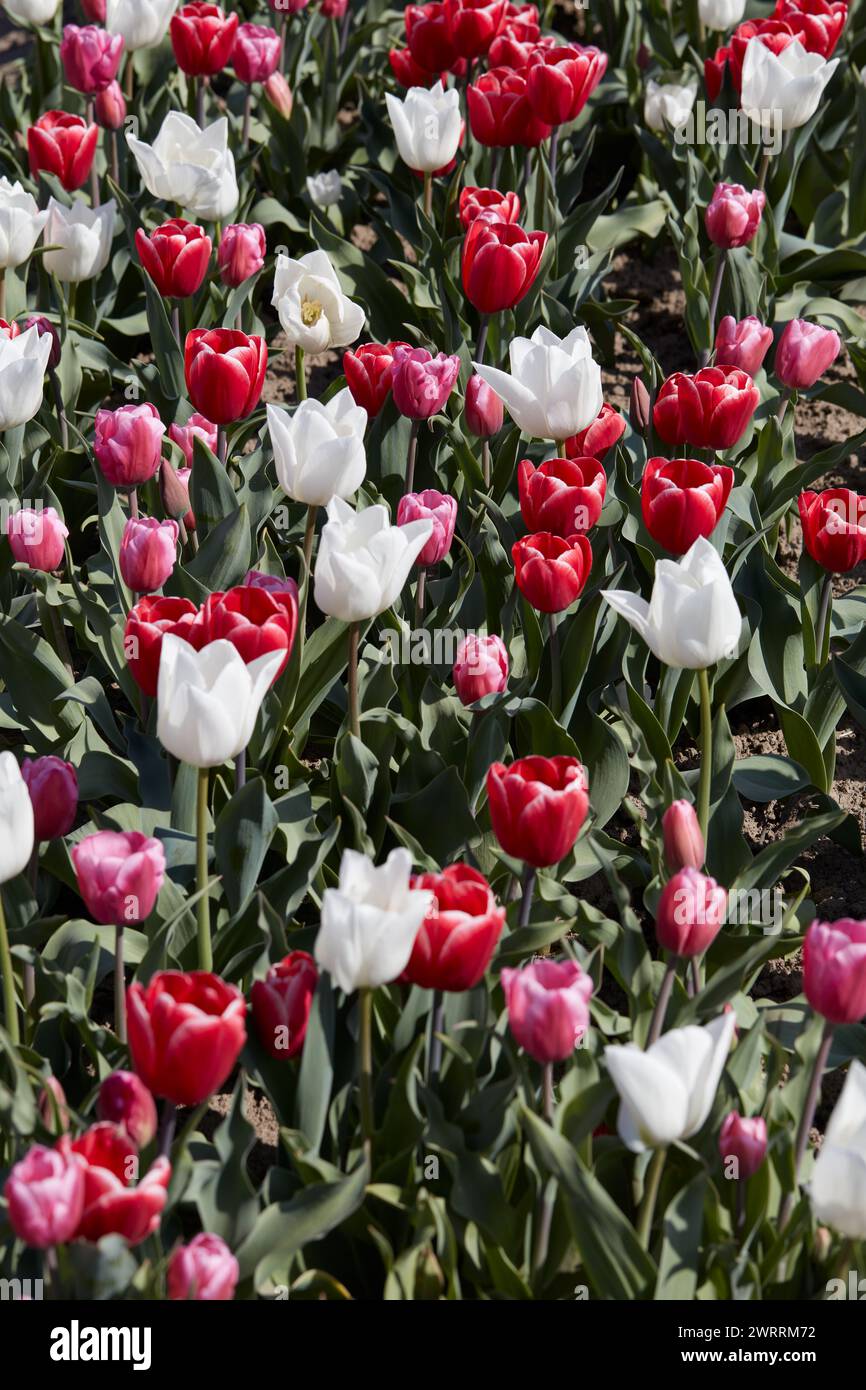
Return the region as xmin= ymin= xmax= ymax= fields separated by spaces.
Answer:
xmin=301 ymin=297 xmax=324 ymax=327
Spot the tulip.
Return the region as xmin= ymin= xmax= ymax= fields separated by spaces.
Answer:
xmin=389 ymin=46 xmax=446 ymax=89
xmin=22 ymin=315 xmax=61 ymax=370
xmin=0 ymin=324 xmax=52 ymax=430
xmin=343 ymin=341 xmax=407 ymax=418
xmin=462 ymin=216 xmax=546 ymax=315
xmin=406 ymin=1 xmax=460 ymax=71
xmin=644 ymin=77 xmax=697 ymax=132
xmin=4 ymin=0 xmax=60 ymax=21
xmin=184 ymin=328 xmax=267 ymax=424
xmin=167 ymin=1233 xmax=240 ymax=1301
xmin=306 ymin=171 xmax=343 ymax=208
xmin=264 ymin=70 xmax=293 ymax=119
xmin=83 ymin=0 xmax=108 ymax=23
xmin=38 ymin=1076 xmax=70 ymax=1135
xmin=124 ymin=596 xmax=199 ymax=697
xmin=446 ymin=0 xmax=507 ymax=59
xmin=217 ymin=223 xmax=266 ymax=289
xmin=244 ymin=570 xmax=299 ymax=604
xmin=21 ymin=756 xmax=78 ymax=841
xmin=128 ymin=970 xmax=246 ymax=1106
xmin=453 ymin=632 xmax=508 ymax=705
xmin=525 ymin=43 xmax=608 ymax=126
xmin=809 ymin=1060 xmax=866 ymax=1239
xmin=71 ymin=830 xmax=165 ymax=926
xmin=95 ymin=80 xmax=126 ymax=130
xmin=775 ymin=317 xmax=841 ymax=390
xmin=656 ymin=867 xmax=727 ymax=957
xmin=630 ymin=375 xmax=651 ymax=434
xmin=169 ymin=412 xmax=218 ymax=464
xmin=468 ymin=67 xmax=552 ymax=148
xmin=502 ymin=959 xmax=593 ymax=1062
xmin=653 ymin=366 xmax=758 ymax=451
xmin=70 ymin=1124 xmax=171 ymax=1245
xmin=458 ymin=185 xmax=520 ymax=230
xmin=705 ymin=182 xmax=766 ymax=250
xmin=464 ymin=373 xmax=503 ymax=438
xmin=60 ymin=24 xmax=125 ymax=94
xmin=803 ymin=918 xmax=866 ymax=1025
xmin=474 ymin=325 xmax=603 ymax=443
xmin=714 ymin=314 xmax=773 ymax=376
xmin=27 ymin=112 xmax=99 ymax=193
xmin=799 ymin=488 xmax=866 ymax=574
xmin=98 ymin=1071 xmax=158 ymax=1148
xmin=486 ymin=755 xmax=589 ymax=868
xmin=43 ymin=197 xmax=116 ymax=283
xmin=314 ymin=848 xmax=432 ymax=993
xmin=605 ymin=1011 xmax=737 ymax=1151
xmin=106 ymin=0 xmax=178 ymax=49
xmin=403 ymin=864 xmax=505 ymax=992
xmin=250 ymin=950 xmax=318 ymax=1059
xmin=321 ymin=0 xmax=348 ymax=16
xmin=268 ymin=390 xmax=366 ymax=508
xmin=314 ymin=495 xmax=433 ymax=622
xmin=93 ymin=403 xmax=166 ymax=489
xmin=397 ymin=489 xmax=457 ymax=567
xmin=135 ymin=219 xmax=212 ymax=300
xmin=642 ymin=456 xmax=734 ymax=555
xmin=170 ymin=2 xmax=238 ymax=76
xmin=233 ymin=22 xmax=281 ymax=84
xmin=193 ymin=585 xmax=298 ymax=680
xmin=127 ymin=113 xmax=239 ymax=222
xmin=662 ymin=800 xmax=705 ymax=873
xmin=6 ymin=505 xmax=68 ymax=572
xmin=3 ymin=1144 xmax=85 ymax=1249
xmin=272 ymin=249 xmax=365 ymax=355
xmin=512 ymin=531 xmax=592 ymax=614
xmin=119 ymin=516 xmax=178 ymax=594
xmin=0 ymin=177 xmax=48 ymax=271
xmin=719 ymin=1111 xmax=767 ymax=1180
xmin=774 ymin=0 xmax=847 ymax=57
xmin=157 ymin=634 xmax=283 ymax=768
xmin=391 ymin=346 xmax=461 ymax=421
xmin=563 ymin=402 xmax=625 ymax=462
xmin=741 ymin=36 xmax=839 ymax=133
xmin=518 ymin=456 xmax=606 ymax=537
xmin=699 ymin=0 xmax=746 ymax=26
xmin=387 ymin=80 xmax=463 ymax=180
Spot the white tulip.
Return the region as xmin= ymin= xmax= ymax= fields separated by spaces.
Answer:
xmin=106 ymin=0 xmax=178 ymax=50
xmin=644 ymin=78 xmax=698 ymax=134
xmin=156 ymin=636 xmax=283 ymax=769
xmin=0 ymin=325 xmax=52 ymax=430
xmin=602 ymin=537 xmax=742 ymax=671
xmin=4 ymin=0 xmax=59 ymax=23
xmin=43 ymin=197 xmax=116 ymax=284
xmin=314 ymin=496 xmax=432 ymax=623
xmin=386 ymin=81 xmax=462 ymax=175
xmin=0 ymin=178 xmax=48 ymax=271
xmin=697 ymin=0 xmax=746 ymax=29
xmin=306 ymin=171 xmax=343 ymax=208
xmin=741 ymin=38 xmax=839 ymax=134
xmin=272 ymin=249 xmax=365 ymax=355
xmin=0 ymin=752 xmax=34 ymax=885
xmin=473 ymin=325 xmax=603 ymax=443
xmin=810 ymin=1060 xmax=866 ymax=1240
xmin=314 ymin=848 xmax=432 ymax=993
xmin=605 ymin=1011 xmax=736 ymax=1152
xmin=126 ymin=113 xmax=238 ymax=223
xmin=268 ymin=389 xmax=367 ymax=507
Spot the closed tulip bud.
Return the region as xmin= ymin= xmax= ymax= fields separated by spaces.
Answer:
xmin=563 ymin=401 xmax=625 ymax=462
xmin=28 ymin=111 xmax=99 ymax=193
xmin=43 ymin=197 xmax=116 ymax=284
xmin=171 ymin=2 xmax=239 ymax=76
xmin=269 ymin=389 xmax=367 ymax=506
xmin=232 ymin=22 xmax=282 ymax=84
xmin=403 ymin=865 xmax=505 ymax=992
xmin=487 ymin=755 xmax=589 ymax=867
xmin=167 ymin=1233 xmax=240 ymax=1301
xmin=459 ymin=185 xmax=520 ymax=230
xmin=452 ymin=632 xmax=508 ymax=705
xmin=71 ymin=830 xmax=166 ymax=926
xmin=0 ymin=752 xmax=35 ymax=885
xmin=193 ymin=585 xmax=298 ymax=681
xmin=21 ymin=755 xmax=78 ymax=841
xmin=38 ymin=1076 xmax=69 ymax=1135
xmin=3 ymin=1144 xmax=85 ymax=1249
xmin=475 ymin=325 xmax=602 ymax=443
xmin=387 ymin=80 xmax=463 ymax=173
xmin=464 ymin=372 xmax=504 ymax=437
xmin=94 ymin=79 xmax=126 ymax=129
xmin=250 ymin=950 xmax=318 ymax=1059
xmin=512 ymin=531 xmax=592 ymax=613
xmin=264 ymin=70 xmax=293 ymax=119
xmin=0 ymin=324 xmax=52 ymax=429
xmin=343 ymin=341 xmax=408 ymax=418
xmin=157 ymin=634 xmax=283 ymax=767
xmin=656 ymin=867 xmax=727 ymax=957
xmin=21 ymin=314 xmax=61 ymax=370
xmin=184 ymin=328 xmax=267 ymax=425
xmin=810 ymin=1060 xmax=866 ymax=1239
xmin=397 ymin=489 xmax=457 ymax=567
xmin=119 ymin=516 xmax=178 ymax=594
xmin=715 ymin=314 xmax=773 ymax=376
xmin=70 ymin=1124 xmax=170 ymax=1245
xmin=718 ymin=1111 xmax=767 ymax=1179
xmin=642 ymin=456 xmax=734 ymax=554
xmin=741 ymin=36 xmax=839 ymax=134
xmin=502 ymin=959 xmax=593 ymax=1062
xmin=644 ymin=76 xmax=697 ymax=132
xmin=803 ymin=918 xmax=866 ymax=1024
xmin=315 ymin=496 xmax=433 ymax=622
xmin=798 ymin=488 xmax=866 ymax=573
xmin=630 ymin=374 xmax=651 ymax=434
xmin=653 ymin=366 xmax=758 ymax=451
xmin=705 ymin=182 xmax=765 ymax=249
xmin=314 ymin=848 xmax=433 ymax=993
xmin=775 ymin=317 xmax=841 ymax=390
xmin=7 ymin=506 xmax=68 ymax=573
xmin=127 ymin=112 xmax=238 ymax=223
xmin=135 ymin=219 xmax=212 ymax=300
xmin=60 ymin=24 xmax=124 ymax=95
xmin=97 ymin=1070 xmax=158 ymax=1148
xmin=94 ymin=403 xmax=166 ymax=488
xmin=462 ymin=216 xmax=546 ymax=314
xmin=0 ymin=177 xmax=49 ymax=271
xmin=160 ymin=458 xmax=194 ymax=528
xmin=217 ymin=222 xmax=266 ymax=289
xmin=662 ymin=800 xmax=704 ymax=873
xmin=128 ymin=970 xmax=246 ymax=1106
xmin=272 ymin=249 xmax=364 ymax=354
xmin=392 ymin=346 xmax=461 ymax=420
xmin=124 ymin=595 xmax=199 ymax=698
xmin=518 ymin=456 xmax=606 ymax=536
xmin=169 ymin=412 xmax=218 ymax=465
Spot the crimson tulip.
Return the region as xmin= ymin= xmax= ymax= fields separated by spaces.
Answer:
xmin=459 ymin=185 xmax=520 ymax=230
xmin=127 ymin=970 xmax=247 ymax=1107
xmin=406 ymin=2 xmax=460 ymax=70
xmin=512 ymin=531 xmax=592 ymax=613
xmin=184 ymin=329 xmax=267 ymax=425
xmin=192 ymin=584 xmax=298 ymax=680
xmin=653 ymin=367 xmax=759 ymax=451
xmin=135 ymin=219 xmax=212 ymax=300
xmin=22 ymin=756 xmax=78 ymax=841
xmin=232 ymin=22 xmax=282 ymax=84
xmin=798 ymin=488 xmax=866 ymax=573
xmin=467 ymin=67 xmax=552 ymax=147
xmin=98 ymin=1071 xmax=158 ymax=1148
xmin=60 ymin=24 xmax=124 ymax=95
xmin=464 ymin=373 xmax=503 ymax=437
xmin=486 ymin=755 xmax=589 ymax=867
xmin=389 ymin=47 xmax=446 ymax=87
xmin=123 ymin=595 xmax=199 ymax=697
xmin=250 ymin=950 xmax=318 ymax=1059
xmin=343 ymin=340 xmax=409 ymax=416
xmin=402 ymin=864 xmax=505 ymax=991
xmin=641 ymin=456 xmax=734 ymax=555
xmin=563 ymin=401 xmax=625 ymax=462
xmin=95 ymin=80 xmax=126 ymax=130
xmin=69 ymin=1124 xmax=170 ymax=1246
xmin=171 ymin=2 xmax=239 ymax=77
xmin=773 ymin=0 xmax=847 ymax=56
xmin=525 ymin=43 xmax=607 ymax=126
xmin=27 ymin=111 xmax=99 ymax=193
xmin=445 ymin=0 xmax=507 ymax=59
xmin=462 ymin=216 xmax=546 ymax=314
xmin=719 ymin=1112 xmax=768 ymax=1179
xmin=518 ymin=456 xmax=606 ymax=536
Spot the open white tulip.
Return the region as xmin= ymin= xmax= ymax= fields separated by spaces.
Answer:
xmin=473 ymin=325 xmax=603 ymax=443
xmin=306 ymin=171 xmax=343 ymax=208
xmin=126 ymin=113 xmax=238 ymax=222
xmin=314 ymin=496 xmax=432 ymax=623
xmin=605 ymin=1011 xmax=736 ymax=1152
xmin=697 ymin=0 xmax=745 ymax=31
xmin=156 ymin=636 xmax=283 ymax=769
xmin=106 ymin=0 xmax=178 ymax=50
xmin=0 ymin=325 xmax=52 ymax=430
xmin=272 ymin=249 xmax=365 ymax=355
xmin=0 ymin=752 xmax=35 ymax=885
xmin=386 ymin=81 xmax=462 ymax=175
xmin=4 ymin=0 xmax=59 ymax=23
xmin=602 ymin=537 xmax=742 ymax=670
xmin=314 ymin=848 xmax=433 ymax=993
xmin=0 ymin=178 xmax=48 ymax=270
xmin=644 ymin=77 xmax=698 ymax=134
xmin=43 ymin=197 xmax=116 ymax=284
xmin=810 ymin=1060 xmax=866 ymax=1240
xmin=268 ymin=388 xmax=367 ymax=506
xmin=741 ymin=38 xmax=839 ymax=134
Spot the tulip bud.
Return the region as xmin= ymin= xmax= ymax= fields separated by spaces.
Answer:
xmin=71 ymin=830 xmax=166 ymax=927
xmin=250 ymin=950 xmax=318 ymax=1059
xmin=264 ymin=70 xmax=293 ymax=119
xmin=22 ymin=314 xmax=61 ymax=370
xmin=718 ymin=1111 xmax=767 ymax=1180
xmin=97 ymin=1070 xmax=158 ymax=1148
xmin=38 ymin=1076 xmax=69 ymax=1135
xmin=656 ymin=867 xmax=727 ymax=957
xmin=705 ymin=182 xmax=765 ymax=250
xmin=167 ymin=1233 xmax=239 ymax=1301
xmin=502 ymin=959 xmax=594 ymax=1062
xmin=629 ymin=374 xmax=651 ymax=433
xmin=464 ymin=373 xmax=503 ymax=437
xmin=95 ymin=79 xmax=126 ymax=129
xmin=662 ymin=800 xmax=705 ymax=872
xmin=217 ymin=223 xmax=266 ymax=289
xmin=775 ymin=318 xmax=841 ymax=391
xmin=94 ymin=403 xmax=166 ymax=489
xmin=160 ymin=458 xmax=194 ymax=525
xmin=453 ymin=633 xmax=508 ymax=705
xmin=803 ymin=917 xmax=866 ymax=1024
xmin=119 ymin=516 xmax=179 ymax=594
xmin=22 ymin=755 xmax=78 ymax=841
xmin=7 ymin=506 xmax=69 ymax=573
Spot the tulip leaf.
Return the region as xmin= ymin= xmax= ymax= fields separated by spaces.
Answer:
xmin=142 ymin=268 xmax=185 ymax=400
xmin=235 ymin=1158 xmax=370 ymax=1288
xmin=214 ymin=779 xmax=279 ymax=915
xmin=655 ymin=1171 xmax=708 ymax=1301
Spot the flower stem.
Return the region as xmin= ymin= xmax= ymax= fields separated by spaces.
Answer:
xmin=48 ymin=366 xmax=68 ymax=450
xmin=476 ymin=313 xmax=490 ymax=365
xmin=348 ymin=622 xmax=361 ymax=739
xmin=86 ymin=101 xmax=100 ymax=207
xmin=234 ymin=748 xmax=246 ymax=792
xmin=699 ymin=251 xmax=726 ymax=368
xmin=646 ymin=956 xmax=678 ymax=1048
xmin=242 ymin=89 xmax=252 ymax=150
xmin=196 ymin=766 xmax=212 ymax=972
xmin=295 ymin=344 xmax=306 ymax=402
xmin=358 ymin=987 xmax=374 ymax=1166
xmin=779 ymin=1020 xmax=834 ymax=1230
xmin=482 ymin=439 xmax=491 ymax=490
xmin=422 ymin=172 xmax=432 ymax=220
xmin=414 ymin=568 xmax=427 ymax=627
xmin=518 ymin=864 xmax=536 ymax=929
xmin=637 ymin=1146 xmax=667 ymax=1249
xmin=427 ymin=989 xmax=444 ymax=1083
xmin=697 ymin=666 xmax=713 ymax=847
xmin=405 ymin=418 xmax=420 ymax=494
xmin=532 ymin=1062 xmax=556 ymax=1279
xmin=0 ymin=267 xmax=5 ymax=321
xmin=114 ymin=923 xmax=126 ymax=1044
xmin=756 ymin=149 xmax=772 ymax=191
xmin=157 ymin=1100 xmax=177 ymax=1159
xmin=816 ymin=573 xmax=833 ymax=668
xmin=217 ymin=429 xmax=228 ymax=469
xmin=548 ymin=613 xmax=561 ymax=717
xmin=0 ymin=889 xmax=19 ymax=1046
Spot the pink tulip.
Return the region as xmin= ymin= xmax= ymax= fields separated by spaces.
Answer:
xmin=119 ymin=516 xmax=178 ymax=593
xmin=60 ymin=24 xmax=124 ymax=95
xmin=217 ymin=223 xmax=267 ymax=289
xmin=169 ymin=412 xmax=218 ymax=465
xmin=714 ymin=315 xmax=773 ymax=377
xmin=97 ymin=1071 xmax=158 ymax=1148
xmin=704 ymin=182 xmax=765 ymax=249
xmin=391 ymin=346 xmax=461 ymax=420
xmin=656 ymin=867 xmax=727 ymax=957
xmin=397 ymin=489 xmax=457 ymax=566
xmin=244 ymin=569 xmax=300 ymax=603
xmin=232 ymin=23 xmax=282 ymax=84
xmin=167 ymin=1233 xmax=240 ymax=1301
xmin=71 ymin=830 xmax=166 ymax=927
xmin=775 ymin=318 xmax=842 ymax=391
xmin=453 ymin=632 xmax=508 ymax=705
xmin=661 ymin=800 xmax=704 ymax=873
xmin=803 ymin=918 xmax=866 ymax=1024
xmin=4 ymin=1144 xmax=86 ymax=1248
xmin=718 ymin=1112 xmax=767 ymax=1180
xmin=264 ymin=70 xmax=293 ymax=119
xmin=6 ymin=506 xmax=68 ymax=572
xmin=21 ymin=756 xmax=78 ymax=841
xmin=95 ymin=80 xmax=127 ymax=130
xmin=93 ymin=403 xmax=166 ymax=489
xmin=464 ymin=372 xmax=504 ymax=437
xmin=501 ymin=959 xmax=593 ymax=1063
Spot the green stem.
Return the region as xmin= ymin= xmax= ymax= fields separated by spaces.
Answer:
xmin=295 ymin=345 xmax=306 ymax=403
xmin=697 ymin=666 xmax=713 ymax=847
xmin=422 ymin=172 xmax=432 ymax=220
xmin=405 ymin=419 xmax=420 ymax=494
xmin=756 ymin=149 xmax=772 ymax=192
xmin=518 ymin=864 xmax=536 ymax=929
xmin=646 ymin=957 xmax=678 ymax=1048
xmin=0 ymin=267 xmax=5 ymax=321
xmin=358 ymin=987 xmax=374 ymax=1166
xmin=348 ymin=622 xmax=361 ymax=739
xmin=779 ymin=1021 xmax=834 ymax=1230
xmin=816 ymin=573 xmax=833 ymax=669
xmin=114 ymin=923 xmax=126 ymax=1044
xmin=700 ymin=251 xmax=726 ymax=368
xmin=0 ymin=889 xmax=19 ymax=1046
xmin=636 ymin=1147 xmax=667 ymax=1249
xmin=196 ymin=766 xmax=212 ymax=972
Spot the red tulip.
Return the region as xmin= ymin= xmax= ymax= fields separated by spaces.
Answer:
xmin=705 ymin=182 xmax=766 ymax=250
xmin=467 ymin=67 xmax=552 ymax=148
xmin=641 ymin=456 xmax=734 ymax=554
xmin=171 ymin=2 xmax=239 ymax=77
xmin=232 ymin=22 xmax=282 ymax=84
xmin=402 ymin=864 xmax=505 ymax=991
xmin=135 ymin=219 xmax=212 ymax=300
xmin=462 ymin=216 xmax=546 ymax=314
xmin=563 ymin=401 xmax=625 ymax=462
xmin=193 ymin=584 xmax=298 ymax=680
xmin=525 ymin=42 xmax=607 ymax=125
xmin=21 ymin=755 xmax=78 ymax=841
xmin=391 ymin=346 xmax=460 ymax=420
xmin=458 ymin=185 xmax=520 ymax=230
xmin=656 ymin=867 xmax=727 ymax=957
xmin=486 ymin=755 xmax=589 ymax=867
xmin=518 ymin=456 xmax=605 ymax=536
xmin=653 ymin=367 xmax=758 ymax=451
xmin=28 ymin=111 xmax=99 ymax=193
xmin=98 ymin=1071 xmax=158 ymax=1149
xmin=445 ymin=0 xmax=507 ymax=59
xmin=127 ymin=970 xmax=247 ymax=1107
xmin=123 ymin=595 xmax=199 ymax=697
xmin=94 ymin=80 xmax=126 ymax=130
xmin=512 ymin=531 xmax=592 ymax=613
xmin=69 ymin=1124 xmax=170 ymax=1245
xmin=184 ymin=329 xmax=267 ymax=425
xmin=343 ymin=340 xmax=409 ymax=417
xmin=704 ymin=20 xmax=799 ymax=100
xmin=803 ymin=917 xmax=866 ymax=1024
xmin=798 ymin=488 xmax=866 ymax=573
xmin=250 ymin=950 xmax=319 ymax=1059
xmin=775 ymin=318 xmax=841 ymax=390
xmin=714 ymin=315 xmax=773 ymax=376
xmin=773 ymin=0 xmax=847 ymax=56
xmin=406 ymin=2 xmax=461 ymax=70
xmin=389 ymin=47 xmax=446 ymax=87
